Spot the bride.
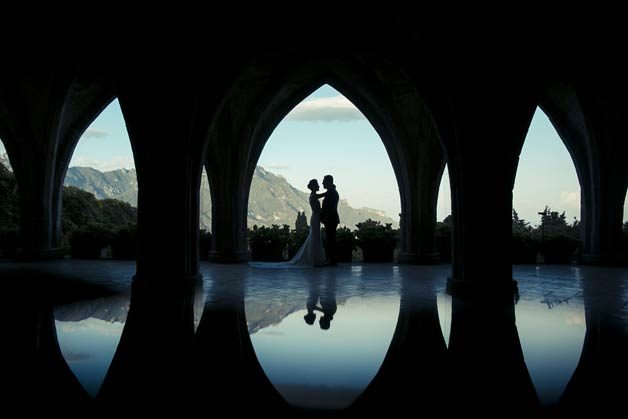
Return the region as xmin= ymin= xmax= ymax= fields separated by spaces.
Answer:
xmin=250 ymin=179 xmax=325 ymax=268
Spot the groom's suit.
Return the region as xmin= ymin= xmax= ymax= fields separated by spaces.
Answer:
xmin=321 ymin=185 xmax=340 ymax=264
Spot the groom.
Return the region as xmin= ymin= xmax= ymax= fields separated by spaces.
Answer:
xmin=321 ymin=174 xmax=340 ymax=266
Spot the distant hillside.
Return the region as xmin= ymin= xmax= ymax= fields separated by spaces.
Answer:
xmin=60 ymin=165 xmax=398 ymax=230
xmin=248 ymin=167 xmax=398 ymax=229
xmin=65 ymin=166 xmax=138 ymax=206
xmin=54 ymin=291 xmax=348 ymax=335
xmin=0 ymin=153 xmax=11 ymax=171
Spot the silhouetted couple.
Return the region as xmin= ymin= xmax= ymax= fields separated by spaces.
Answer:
xmin=304 ymin=276 xmax=337 ymax=330
xmin=297 ymin=174 xmax=339 ymax=267
xmin=250 ymin=174 xmax=339 ymax=268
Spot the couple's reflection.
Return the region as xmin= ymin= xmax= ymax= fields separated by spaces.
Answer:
xmin=304 ymin=271 xmax=337 ymax=330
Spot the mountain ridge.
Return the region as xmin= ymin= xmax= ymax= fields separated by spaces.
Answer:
xmin=1 ymin=153 xmax=399 ymax=230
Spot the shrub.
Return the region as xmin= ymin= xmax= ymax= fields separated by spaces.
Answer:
xmin=355 ymin=219 xmax=398 ymax=263
xmin=0 ymin=228 xmax=19 ymax=258
xmin=288 ymin=228 xmax=309 ymax=259
xmin=199 ymin=229 xmax=212 ymax=261
xmin=336 ymin=226 xmax=357 ymax=262
xmin=512 ymin=233 xmax=538 ymax=264
xmin=435 ymin=219 xmax=452 ymax=263
xmin=248 ymin=224 xmax=290 ymax=261
xmin=70 ymin=223 xmax=114 ymax=259
xmin=542 ymin=235 xmax=580 ymax=264
xmin=111 ymin=224 xmax=138 ymax=259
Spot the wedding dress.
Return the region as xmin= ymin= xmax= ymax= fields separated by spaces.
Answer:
xmin=250 ymin=193 xmax=325 ymax=268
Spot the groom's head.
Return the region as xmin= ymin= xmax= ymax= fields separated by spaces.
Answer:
xmin=323 ymin=175 xmax=334 ymax=189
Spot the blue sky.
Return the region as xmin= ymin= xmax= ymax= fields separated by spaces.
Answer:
xmin=1 ymin=86 xmax=626 ymax=225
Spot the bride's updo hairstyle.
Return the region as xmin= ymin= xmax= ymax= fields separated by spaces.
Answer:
xmin=307 ymin=179 xmax=318 ymax=191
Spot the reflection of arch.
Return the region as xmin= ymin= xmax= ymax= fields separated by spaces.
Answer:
xmin=448 ymin=295 xmax=540 ymax=412
xmin=4 ymin=271 xmax=91 ymax=410
xmin=560 ymin=269 xmax=628 ymax=412
xmin=351 ymin=270 xmax=448 ymax=413
xmin=205 ymin=54 xmax=446 ymax=265
xmin=193 ymin=273 xmax=289 ymax=412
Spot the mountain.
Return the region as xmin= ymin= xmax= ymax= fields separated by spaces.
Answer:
xmin=248 ymin=166 xmax=399 ymax=229
xmin=65 ymin=166 xmax=138 ymax=206
xmin=0 ymin=153 xmax=11 ymax=170
xmin=54 ymin=291 xmax=348 ymax=335
xmin=62 ymin=165 xmax=398 ymax=230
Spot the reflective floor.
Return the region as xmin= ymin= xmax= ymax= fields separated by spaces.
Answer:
xmin=2 ymin=260 xmax=627 ymax=414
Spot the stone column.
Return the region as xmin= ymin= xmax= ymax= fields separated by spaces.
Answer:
xmin=206 ymin=170 xmax=249 ymax=263
xmin=205 ymin=105 xmax=249 ymax=264
xmin=581 ymin=170 xmax=627 ymax=265
xmin=399 ymin=143 xmax=446 ymax=265
xmin=578 ymin=84 xmax=628 ymax=265
xmin=541 ymin=82 xmax=628 ymax=266
xmin=116 ymin=76 xmax=205 ymax=282
xmin=0 ymin=75 xmax=114 ymax=260
xmin=98 ymin=74 xmax=208 ymax=406
xmin=440 ymin=83 xmax=537 ymax=298
xmin=0 ymin=77 xmax=69 ymax=259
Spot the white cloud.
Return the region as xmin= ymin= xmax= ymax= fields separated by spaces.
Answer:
xmin=81 ymin=128 xmax=110 ymax=139
xmin=560 ymin=191 xmax=580 ymax=207
xmin=285 ymin=95 xmax=365 ymax=122
xmin=70 ymin=156 xmax=135 ymax=172
xmin=565 ymin=311 xmax=586 ymax=327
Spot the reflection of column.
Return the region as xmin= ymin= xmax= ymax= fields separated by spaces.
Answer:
xmin=97 ymin=73 xmax=207 ymax=406
xmin=192 ymin=272 xmax=288 ymax=412
xmin=98 ymin=275 xmax=199 ymax=405
xmin=448 ymin=294 xmax=540 ymax=413
xmin=3 ymin=272 xmax=90 ymax=411
xmin=560 ymin=269 xmax=628 ymax=412
xmin=351 ymin=269 xmax=449 ymax=413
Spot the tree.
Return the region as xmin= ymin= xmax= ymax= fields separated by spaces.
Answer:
xmin=512 ymin=209 xmax=536 ymax=264
xmin=0 ymin=161 xmax=20 ymax=230
xmin=536 ymin=206 xmax=580 ymax=263
xmin=512 ymin=209 xmax=532 ymax=235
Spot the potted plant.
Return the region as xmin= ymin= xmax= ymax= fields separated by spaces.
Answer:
xmin=0 ymin=228 xmax=19 ymax=258
xmin=70 ymin=223 xmax=114 ymax=259
xmin=199 ymin=229 xmax=212 ymax=261
xmin=111 ymin=223 xmax=138 ymax=259
xmin=336 ymin=226 xmax=357 ymax=262
xmin=355 ymin=219 xmax=398 ymax=263
xmin=248 ymin=224 xmax=290 ymax=261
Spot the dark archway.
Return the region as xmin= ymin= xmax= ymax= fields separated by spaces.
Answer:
xmin=247 ymin=84 xmax=402 ymax=261
xmin=0 ymin=74 xmax=115 ymax=258
xmin=512 ymin=107 xmax=582 ymax=264
xmin=204 ymin=55 xmax=446 ymax=267
xmin=540 ymin=82 xmax=627 ymax=265
xmin=61 ymin=98 xmax=138 ymax=260
xmin=0 ymin=138 xmax=20 ymax=257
